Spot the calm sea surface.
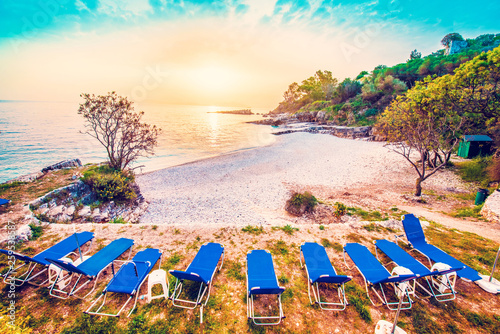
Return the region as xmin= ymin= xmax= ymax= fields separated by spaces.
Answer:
xmin=0 ymin=101 xmax=275 ymax=183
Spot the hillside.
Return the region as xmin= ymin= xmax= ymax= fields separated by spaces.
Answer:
xmin=271 ymin=33 xmax=500 ymax=127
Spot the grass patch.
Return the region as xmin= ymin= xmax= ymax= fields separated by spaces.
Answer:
xmin=452 ymin=204 xmax=483 ymax=218
xmin=320 ymin=238 xmax=343 ymax=252
xmin=268 ymin=239 xmax=290 ymax=256
xmin=362 ymin=223 xmax=397 ymax=233
xmin=161 ymin=253 xmax=183 ymax=271
xmin=272 ymin=224 xmax=299 ymax=235
xmin=111 ymin=217 xmax=128 ymax=224
xmin=348 ymin=207 xmax=388 ymax=221
xmin=225 ymin=260 xmax=245 ymax=281
xmin=345 ymin=284 xmax=371 ymax=323
xmin=241 ymin=225 xmax=264 ymax=235
xmin=454 ymin=156 xmax=492 ymax=186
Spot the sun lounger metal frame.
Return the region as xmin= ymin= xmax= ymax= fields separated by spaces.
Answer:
xmin=169 ymin=243 xmax=224 ymax=324
xmin=246 ymin=249 xmax=286 ymax=325
xmin=86 ymin=248 xmax=162 ymax=317
xmin=374 ymin=239 xmax=462 ymax=302
xmin=45 ymin=238 xmax=134 ymax=300
xmin=299 ymin=242 xmax=352 ymax=310
xmin=343 ymin=243 xmax=417 ymax=311
xmin=1 ymin=231 xmax=94 ymax=287
xmin=397 ymin=214 xmax=482 ymax=283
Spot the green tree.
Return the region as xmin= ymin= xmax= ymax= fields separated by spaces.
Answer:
xmin=377 ymin=77 xmax=465 ymax=196
xmin=335 ymin=78 xmax=362 ymax=102
xmin=78 ymin=92 xmax=161 ymax=171
xmin=409 ymin=49 xmax=422 ymax=60
xmin=443 ymin=46 xmax=500 ymax=121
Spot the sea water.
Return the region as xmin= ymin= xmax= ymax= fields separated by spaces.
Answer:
xmin=0 ymin=101 xmax=275 ymax=183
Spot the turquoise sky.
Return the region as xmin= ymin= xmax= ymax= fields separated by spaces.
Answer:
xmin=0 ymin=1 xmax=499 ymax=107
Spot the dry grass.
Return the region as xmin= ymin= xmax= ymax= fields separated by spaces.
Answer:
xmin=1 ymin=221 xmax=499 ymax=334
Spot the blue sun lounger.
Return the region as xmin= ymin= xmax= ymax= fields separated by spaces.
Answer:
xmin=45 ymin=238 xmax=134 ymax=299
xmin=169 ymin=242 xmax=224 ymax=323
xmin=0 ymin=198 xmax=10 ymax=206
xmin=343 ymin=243 xmax=417 ymax=310
xmin=247 ymin=250 xmax=286 ymax=325
xmin=86 ymin=248 xmax=162 ymax=317
xmin=374 ymin=239 xmax=463 ymax=301
xmin=1 ymin=231 xmax=94 ymax=286
xmin=400 ymin=214 xmax=482 ymax=282
xmin=300 ymin=242 xmax=352 ymax=310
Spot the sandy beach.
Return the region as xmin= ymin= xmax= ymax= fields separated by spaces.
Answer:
xmin=137 ymin=132 xmax=481 ymax=226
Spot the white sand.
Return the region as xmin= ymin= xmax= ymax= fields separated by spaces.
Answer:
xmin=137 ymin=132 xmax=413 ymax=225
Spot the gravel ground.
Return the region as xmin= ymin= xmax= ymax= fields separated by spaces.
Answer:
xmin=136 ymin=132 xmax=414 ymax=225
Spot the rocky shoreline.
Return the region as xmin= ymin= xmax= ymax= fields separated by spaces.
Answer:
xmin=251 ymin=112 xmax=377 ymax=140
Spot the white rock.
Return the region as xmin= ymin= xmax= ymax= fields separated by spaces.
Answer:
xmin=78 ymin=206 xmax=91 ymax=216
xmin=481 ymin=190 xmax=500 ymax=223
xmin=66 ymin=205 xmax=76 ymax=216
xmin=49 ymin=205 xmax=65 ymax=217
xmin=57 ymin=214 xmax=71 ymax=223
xmin=17 ymin=224 xmax=32 ymax=242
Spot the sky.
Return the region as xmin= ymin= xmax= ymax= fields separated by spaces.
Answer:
xmin=0 ymin=1 xmax=499 ymax=109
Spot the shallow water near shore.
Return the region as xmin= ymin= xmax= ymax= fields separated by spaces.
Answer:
xmin=0 ymin=101 xmax=274 ymax=183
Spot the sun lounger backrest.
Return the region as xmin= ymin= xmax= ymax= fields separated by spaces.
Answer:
xmin=402 ymin=214 xmax=427 ymax=246
xmin=301 ymin=242 xmax=351 ymax=284
xmin=106 ymin=248 xmax=161 ymax=295
xmin=0 ymin=232 xmax=94 ymax=266
xmin=247 ymin=250 xmax=284 ymax=295
xmin=0 ymin=199 xmax=10 ymax=206
xmin=0 ymin=249 xmax=40 ymax=264
xmin=344 ymin=243 xmax=392 ymax=284
xmin=185 ymin=243 xmax=224 ymax=284
xmin=34 ymin=232 xmax=94 ymax=265
xmin=77 ymin=238 xmax=134 ymax=277
xmin=375 ymin=239 xmax=431 ymax=276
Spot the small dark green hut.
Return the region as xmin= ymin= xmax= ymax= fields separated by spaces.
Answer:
xmin=457 ymin=135 xmax=493 ymax=158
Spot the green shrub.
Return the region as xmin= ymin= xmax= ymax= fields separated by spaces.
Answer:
xmin=285 ymin=192 xmax=318 ymax=216
xmin=29 ymin=224 xmax=44 ymax=240
xmin=81 ymin=165 xmax=136 ymax=202
xmin=111 ymin=217 xmax=127 ymax=224
xmin=334 ymin=202 xmax=347 ymax=217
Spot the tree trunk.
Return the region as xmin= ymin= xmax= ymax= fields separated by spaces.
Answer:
xmin=415 ymin=178 xmax=422 ymax=196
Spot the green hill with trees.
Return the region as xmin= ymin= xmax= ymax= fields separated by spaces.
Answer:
xmin=272 ymin=33 xmax=500 ymax=128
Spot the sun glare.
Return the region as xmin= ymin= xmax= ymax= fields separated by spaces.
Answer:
xmin=192 ymin=65 xmax=239 ymax=94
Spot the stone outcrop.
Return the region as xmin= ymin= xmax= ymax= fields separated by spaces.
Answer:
xmin=480 ymin=189 xmax=500 ymax=223
xmin=445 ymin=40 xmax=468 ymax=55
xmin=252 ymin=113 xmax=374 ymax=140
xmin=29 ymin=180 xmax=147 ymax=224
xmin=41 ymin=158 xmax=82 ymax=173
xmin=6 ymin=158 xmax=82 ymax=183
xmin=273 ymin=124 xmax=373 ymax=140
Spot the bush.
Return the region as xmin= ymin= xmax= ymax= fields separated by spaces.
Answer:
xmin=285 ymin=192 xmax=318 ymax=216
xmin=334 ymin=202 xmax=347 ymax=217
xmin=81 ymin=165 xmax=136 ymax=202
xmin=29 ymin=224 xmax=44 ymax=240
